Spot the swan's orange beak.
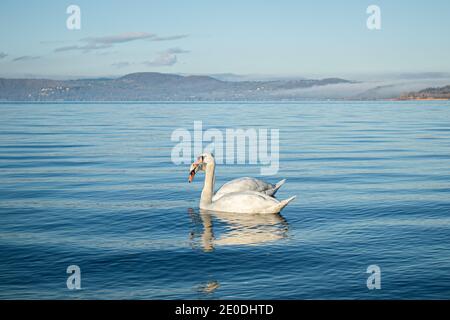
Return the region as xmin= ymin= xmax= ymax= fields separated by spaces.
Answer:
xmin=189 ymin=168 xmax=196 ymax=183
xmin=188 ymin=161 xmax=200 ymax=183
xmin=189 ymin=156 xmax=206 ymax=183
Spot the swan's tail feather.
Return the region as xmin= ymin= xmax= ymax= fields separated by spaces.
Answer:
xmin=275 ymin=179 xmax=287 ymax=189
xmin=272 ymin=195 xmax=296 ymax=213
xmin=267 ymin=179 xmax=287 ymax=196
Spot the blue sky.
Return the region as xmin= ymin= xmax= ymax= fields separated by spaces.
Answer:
xmin=0 ymin=0 xmax=449 ymax=78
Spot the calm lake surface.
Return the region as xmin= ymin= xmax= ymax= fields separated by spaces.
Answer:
xmin=0 ymin=101 xmax=449 ymax=299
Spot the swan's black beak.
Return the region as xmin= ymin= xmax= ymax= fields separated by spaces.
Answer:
xmin=189 ymin=169 xmax=196 ymax=183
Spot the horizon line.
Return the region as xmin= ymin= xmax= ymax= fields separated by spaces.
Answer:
xmin=2 ymin=71 xmax=450 ymax=82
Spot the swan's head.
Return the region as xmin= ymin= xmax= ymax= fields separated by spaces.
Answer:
xmin=188 ymin=152 xmax=215 ymax=183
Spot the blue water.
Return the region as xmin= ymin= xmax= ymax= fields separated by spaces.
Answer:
xmin=0 ymin=101 xmax=449 ymax=299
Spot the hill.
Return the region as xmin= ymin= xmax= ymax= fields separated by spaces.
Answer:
xmin=0 ymin=72 xmax=351 ymax=101
xmin=400 ymin=85 xmax=450 ymax=100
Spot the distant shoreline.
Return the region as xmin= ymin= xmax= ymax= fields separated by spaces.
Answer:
xmin=393 ymin=98 xmax=450 ymax=101
xmin=1 ymin=99 xmax=449 ymax=104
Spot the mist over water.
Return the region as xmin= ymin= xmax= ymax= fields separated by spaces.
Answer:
xmin=0 ymin=101 xmax=449 ymax=299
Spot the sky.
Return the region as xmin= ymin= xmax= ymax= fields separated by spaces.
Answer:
xmin=0 ymin=0 xmax=450 ymax=79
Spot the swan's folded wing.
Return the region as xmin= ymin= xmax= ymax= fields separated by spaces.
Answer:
xmin=214 ymin=177 xmax=275 ymax=200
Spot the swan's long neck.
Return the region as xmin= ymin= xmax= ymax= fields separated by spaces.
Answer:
xmin=200 ymin=161 xmax=215 ymax=206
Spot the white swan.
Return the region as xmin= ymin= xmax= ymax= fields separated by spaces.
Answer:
xmin=189 ymin=155 xmax=286 ymax=201
xmin=188 ymin=153 xmax=296 ymax=214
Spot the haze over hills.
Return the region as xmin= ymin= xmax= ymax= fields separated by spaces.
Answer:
xmin=0 ymin=72 xmax=449 ymax=101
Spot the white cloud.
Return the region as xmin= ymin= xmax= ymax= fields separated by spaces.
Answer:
xmin=166 ymin=47 xmax=190 ymax=54
xmin=111 ymin=61 xmax=132 ymax=69
xmin=152 ymin=34 xmax=188 ymax=42
xmin=54 ymin=32 xmax=188 ymax=53
xmin=54 ymin=43 xmax=112 ymax=53
xmin=12 ymin=55 xmax=41 ymax=62
xmin=143 ymin=52 xmax=178 ymax=67
xmin=143 ymin=48 xmax=189 ymax=67
xmin=0 ymin=52 xmax=8 ymax=59
xmin=82 ymin=32 xmax=155 ymax=45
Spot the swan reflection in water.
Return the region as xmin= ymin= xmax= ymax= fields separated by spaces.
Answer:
xmin=188 ymin=208 xmax=289 ymax=252
xmin=197 ymin=280 xmax=221 ymax=294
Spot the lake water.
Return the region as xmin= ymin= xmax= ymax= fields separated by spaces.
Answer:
xmin=0 ymin=101 xmax=449 ymax=299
